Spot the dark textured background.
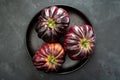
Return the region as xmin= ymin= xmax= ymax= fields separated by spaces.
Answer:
xmin=0 ymin=0 xmax=120 ymax=80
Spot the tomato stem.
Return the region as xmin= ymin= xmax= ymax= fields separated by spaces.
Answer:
xmin=47 ymin=55 xmax=56 ymax=66
xmin=80 ymin=38 xmax=90 ymax=51
xmin=47 ymin=18 xmax=56 ymax=29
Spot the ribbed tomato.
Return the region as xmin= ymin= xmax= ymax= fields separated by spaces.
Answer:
xmin=64 ymin=25 xmax=96 ymax=60
xmin=35 ymin=6 xmax=70 ymax=42
xmin=33 ymin=43 xmax=65 ymax=72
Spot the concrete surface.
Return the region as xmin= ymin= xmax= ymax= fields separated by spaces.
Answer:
xmin=0 ymin=0 xmax=120 ymax=80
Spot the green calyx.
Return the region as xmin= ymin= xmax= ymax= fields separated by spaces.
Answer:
xmin=47 ymin=55 xmax=56 ymax=66
xmin=80 ymin=38 xmax=90 ymax=50
xmin=82 ymin=40 xmax=89 ymax=48
xmin=47 ymin=18 xmax=56 ymax=29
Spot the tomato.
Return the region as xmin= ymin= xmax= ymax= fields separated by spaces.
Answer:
xmin=33 ymin=43 xmax=65 ymax=71
xmin=64 ymin=25 xmax=96 ymax=60
xmin=35 ymin=6 xmax=70 ymax=42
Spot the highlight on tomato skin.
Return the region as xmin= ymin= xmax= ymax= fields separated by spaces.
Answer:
xmin=35 ymin=6 xmax=70 ymax=42
xmin=64 ymin=25 xmax=96 ymax=60
xmin=33 ymin=43 xmax=65 ymax=72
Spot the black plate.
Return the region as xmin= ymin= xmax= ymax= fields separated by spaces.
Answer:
xmin=26 ymin=5 xmax=92 ymax=74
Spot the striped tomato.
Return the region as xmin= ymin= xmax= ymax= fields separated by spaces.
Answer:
xmin=35 ymin=6 xmax=70 ymax=42
xmin=64 ymin=25 xmax=96 ymax=60
xmin=33 ymin=43 xmax=65 ymax=72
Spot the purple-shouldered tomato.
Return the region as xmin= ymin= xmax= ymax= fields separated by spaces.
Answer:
xmin=35 ymin=6 xmax=70 ymax=42
xmin=33 ymin=43 xmax=65 ymax=72
xmin=64 ymin=25 xmax=96 ymax=60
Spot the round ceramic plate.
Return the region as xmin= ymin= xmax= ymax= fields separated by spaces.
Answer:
xmin=26 ymin=5 xmax=92 ymax=74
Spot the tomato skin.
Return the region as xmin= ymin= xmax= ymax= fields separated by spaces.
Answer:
xmin=35 ymin=6 xmax=70 ymax=42
xmin=64 ymin=25 xmax=96 ymax=60
xmin=33 ymin=43 xmax=65 ymax=72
